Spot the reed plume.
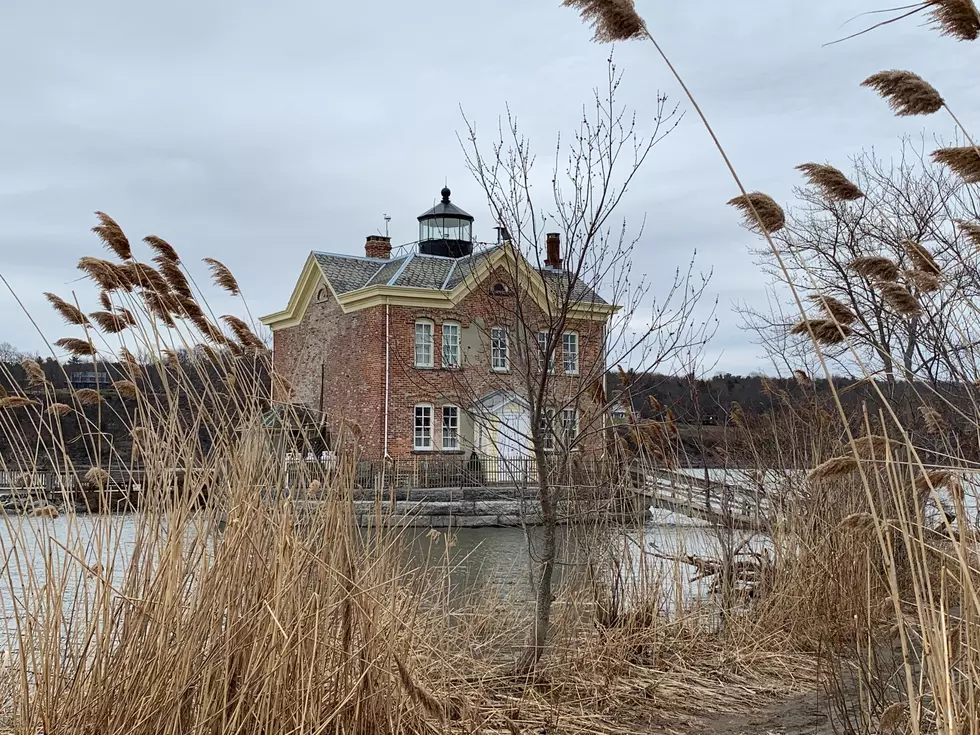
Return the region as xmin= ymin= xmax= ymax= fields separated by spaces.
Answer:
xmin=203 ymin=258 xmax=241 ymax=296
xmin=808 ymin=455 xmax=859 ymax=481
xmin=861 ymin=70 xmax=944 ymax=116
xmin=954 ymin=218 xmax=980 ymax=247
xmin=44 ymin=292 xmax=89 ymax=326
xmin=20 ymin=358 xmax=46 ymax=386
xmin=89 ymin=310 xmax=135 ymax=334
xmin=84 ymin=466 xmax=110 ymax=487
xmin=155 ymin=258 xmax=193 ymax=298
xmin=932 ymin=146 xmax=980 ymax=183
xmin=220 ymin=315 xmax=267 ymax=351
xmin=74 ymin=388 xmax=103 ymax=405
xmin=849 ymin=434 xmax=890 ymax=459
xmin=141 ymin=291 xmax=179 ymax=328
xmin=849 ymin=255 xmax=900 ymax=281
xmin=560 ymin=0 xmax=645 ymax=42
xmin=120 ymin=347 xmax=141 ymax=374
xmin=878 ymin=282 xmax=923 ymax=318
xmin=928 ymin=0 xmax=980 ymax=41
xmin=112 ymin=380 xmax=140 ymax=399
xmin=143 ymin=235 xmax=180 ymax=264
xmin=903 ymin=240 xmax=941 ymax=275
xmin=808 ymin=294 xmax=857 ymax=324
xmin=905 ymin=269 xmax=941 ymax=293
xmin=793 ymin=369 xmax=812 ymax=387
xmin=727 ymin=192 xmax=786 ymax=233
xmin=98 ymin=291 xmax=112 ymax=310
xmin=790 ymin=318 xmax=853 ymax=345
xmin=795 ymin=163 xmax=864 ymax=201
xmin=914 ymin=469 xmax=953 ymax=491
xmin=193 ymin=316 xmax=229 ymax=344
xmin=123 ymin=262 xmax=170 ymax=294
xmin=77 ymin=257 xmax=129 ymax=292
xmin=91 ymin=211 xmax=132 ymax=260
xmin=176 ymin=296 xmax=205 ymax=321
xmin=0 ymin=396 xmax=37 ymax=409
xmin=54 ymin=337 xmax=96 ymax=357
xmin=919 ymin=405 xmax=945 ymax=433
xmin=47 ymin=402 xmax=72 ymax=416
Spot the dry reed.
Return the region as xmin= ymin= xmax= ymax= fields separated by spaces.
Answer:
xmin=796 ymin=162 xmax=865 ymax=201
xmin=203 ymin=257 xmax=241 ymax=296
xmin=919 ymin=405 xmax=945 ymax=433
xmin=877 ymin=281 xmax=923 ymax=317
xmin=849 ymin=255 xmax=900 ymax=281
xmin=861 ymin=70 xmax=944 ymax=116
xmin=77 ymin=256 xmax=129 ymax=292
xmin=112 ymin=380 xmax=140 ymax=399
xmin=903 ymin=240 xmax=941 ymax=275
xmin=143 ymin=234 xmax=180 ymax=263
xmin=89 ymin=310 xmax=135 ymax=333
xmin=560 ymin=0 xmax=645 ymax=42
xmin=904 ymin=269 xmax=941 ymax=293
xmin=727 ymin=191 xmax=786 ymax=233
xmin=43 ymin=292 xmax=89 ymax=326
xmin=124 ymin=262 xmax=170 ymax=294
xmin=156 ymin=258 xmax=193 ymax=298
xmin=73 ymin=388 xmax=102 ymax=405
xmin=954 ymin=218 xmax=980 ymax=247
xmin=220 ymin=315 xmax=266 ymax=351
xmin=19 ymin=357 xmax=46 ymax=386
xmin=928 ymin=0 xmax=980 ymax=40
xmin=793 ymin=369 xmax=813 ymax=387
xmin=0 ymin=396 xmax=38 ymax=409
xmin=790 ymin=318 xmax=853 ymax=345
xmin=808 ymin=455 xmax=859 ymax=480
xmin=932 ymin=145 xmax=980 ymax=183
xmin=53 ymin=337 xmax=96 ymax=357
xmin=808 ymin=294 xmax=857 ymax=324
xmin=91 ymin=211 xmax=132 ymax=260
xmin=83 ymin=466 xmax=110 ymax=487
xmin=46 ymin=402 xmax=72 ymax=416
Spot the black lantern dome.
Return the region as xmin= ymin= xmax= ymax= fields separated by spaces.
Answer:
xmin=417 ymin=187 xmax=474 ymax=258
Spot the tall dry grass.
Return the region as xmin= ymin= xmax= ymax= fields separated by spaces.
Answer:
xmin=0 ymin=216 xmax=821 ymax=734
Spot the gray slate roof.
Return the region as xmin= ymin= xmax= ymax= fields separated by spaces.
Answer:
xmin=311 ymin=246 xmax=605 ymax=304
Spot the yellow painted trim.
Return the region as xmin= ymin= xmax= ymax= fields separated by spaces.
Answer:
xmin=261 ymin=244 xmax=619 ymax=331
xmin=259 ymin=254 xmax=331 ymax=330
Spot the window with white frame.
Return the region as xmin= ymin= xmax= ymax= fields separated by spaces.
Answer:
xmin=413 ymin=404 xmax=433 ymax=450
xmin=442 ymin=405 xmax=460 ymax=450
xmin=537 ymin=331 xmax=554 ymax=373
xmin=560 ymin=408 xmax=579 ymax=448
xmin=562 ymin=332 xmax=579 ymax=375
xmin=491 ymin=327 xmax=509 ymax=371
xmin=538 ymin=409 xmax=555 ymax=451
xmin=442 ymin=322 xmax=461 ymax=368
xmin=414 ymin=320 xmax=434 ymax=368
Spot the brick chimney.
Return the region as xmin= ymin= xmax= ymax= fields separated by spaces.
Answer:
xmin=545 ymin=232 xmax=563 ymax=269
xmin=365 ymin=235 xmax=392 ymax=259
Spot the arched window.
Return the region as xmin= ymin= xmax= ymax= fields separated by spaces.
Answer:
xmin=414 ymin=319 xmax=434 ymax=368
xmin=490 ymin=282 xmax=511 ymax=297
xmin=316 ymin=287 xmax=329 ymax=302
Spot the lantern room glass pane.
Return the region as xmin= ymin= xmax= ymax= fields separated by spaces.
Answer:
xmin=420 ymin=218 xmax=472 ymax=243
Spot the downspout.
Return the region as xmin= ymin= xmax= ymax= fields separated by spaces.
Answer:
xmin=383 ymin=299 xmax=391 ymax=459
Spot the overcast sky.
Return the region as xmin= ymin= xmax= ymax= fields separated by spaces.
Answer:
xmin=1 ymin=1 xmax=977 ymax=374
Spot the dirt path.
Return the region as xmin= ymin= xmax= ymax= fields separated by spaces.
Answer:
xmin=693 ymin=691 xmax=834 ymax=735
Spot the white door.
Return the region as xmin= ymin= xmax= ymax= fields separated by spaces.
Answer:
xmin=497 ymin=410 xmax=530 ymax=482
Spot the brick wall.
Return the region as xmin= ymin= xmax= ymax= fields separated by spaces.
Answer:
xmin=272 ymin=286 xmax=386 ymax=457
xmin=272 ymin=265 xmax=608 ymax=460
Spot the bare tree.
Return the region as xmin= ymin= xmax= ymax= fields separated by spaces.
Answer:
xmin=404 ymin=59 xmax=716 ymax=672
xmin=0 ymin=342 xmax=26 ymax=363
xmin=738 ymin=140 xmax=980 ymax=387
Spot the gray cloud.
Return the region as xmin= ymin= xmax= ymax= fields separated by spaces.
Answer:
xmin=2 ymin=1 xmax=977 ymax=375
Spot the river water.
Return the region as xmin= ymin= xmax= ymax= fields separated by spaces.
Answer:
xmin=0 ymin=508 xmax=741 ymax=651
